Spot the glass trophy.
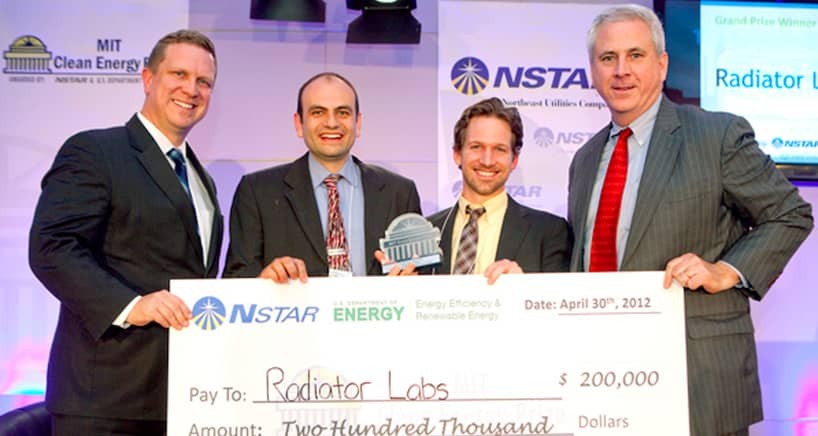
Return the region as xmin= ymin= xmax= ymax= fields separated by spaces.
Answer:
xmin=378 ymin=213 xmax=442 ymax=273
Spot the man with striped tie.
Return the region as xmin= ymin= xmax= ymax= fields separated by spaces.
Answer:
xmin=419 ymin=97 xmax=571 ymax=282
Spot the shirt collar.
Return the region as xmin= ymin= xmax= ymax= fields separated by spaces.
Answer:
xmin=308 ymin=153 xmax=360 ymax=189
xmin=136 ymin=112 xmax=188 ymax=157
xmin=457 ymin=190 xmax=508 ymax=226
xmin=609 ymin=94 xmax=663 ymax=148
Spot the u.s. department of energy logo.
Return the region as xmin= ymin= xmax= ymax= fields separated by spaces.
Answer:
xmin=3 ymin=35 xmax=52 ymax=74
xmin=451 ymin=56 xmax=489 ymax=95
xmin=192 ymin=296 xmax=227 ymax=331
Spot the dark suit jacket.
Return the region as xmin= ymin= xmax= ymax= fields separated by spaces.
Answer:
xmin=568 ymin=97 xmax=813 ymax=435
xmin=427 ymin=194 xmax=571 ymax=274
xmin=29 ymin=115 xmax=223 ymax=421
xmin=223 ymin=153 xmax=421 ymax=277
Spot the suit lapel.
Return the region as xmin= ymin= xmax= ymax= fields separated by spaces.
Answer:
xmin=621 ymin=98 xmax=682 ymax=268
xmin=434 ymin=203 xmax=458 ymax=274
xmin=127 ymin=116 xmax=204 ymax=264
xmin=186 ymin=145 xmax=222 ymax=272
xmin=283 ymin=154 xmax=327 ymax=266
xmin=359 ymin=158 xmax=388 ymax=275
xmin=496 ymin=195 xmax=530 ymax=262
xmin=569 ymin=126 xmax=611 ymax=271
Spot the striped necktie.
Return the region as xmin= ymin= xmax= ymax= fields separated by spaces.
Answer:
xmin=453 ymin=205 xmax=485 ymax=274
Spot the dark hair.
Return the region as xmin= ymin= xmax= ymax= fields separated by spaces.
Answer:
xmin=146 ymin=29 xmax=217 ymax=72
xmin=296 ymin=72 xmax=360 ymax=119
xmin=453 ymin=97 xmax=523 ymax=156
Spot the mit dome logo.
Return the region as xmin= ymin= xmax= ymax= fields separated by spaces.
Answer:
xmin=192 ymin=296 xmax=227 ymax=331
xmin=3 ymin=35 xmax=53 ymax=74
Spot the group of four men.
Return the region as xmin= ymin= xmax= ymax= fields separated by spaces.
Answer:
xmin=28 ymin=4 xmax=813 ymax=436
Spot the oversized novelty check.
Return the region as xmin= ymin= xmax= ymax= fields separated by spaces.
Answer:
xmin=168 ymin=272 xmax=689 ymax=436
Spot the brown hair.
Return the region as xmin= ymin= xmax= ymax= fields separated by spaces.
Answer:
xmin=146 ymin=29 xmax=217 ymax=72
xmin=453 ymin=97 xmax=523 ymax=156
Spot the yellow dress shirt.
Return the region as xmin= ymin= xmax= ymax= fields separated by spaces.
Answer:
xmin=449 ymin=191 xmax=508 ymax=274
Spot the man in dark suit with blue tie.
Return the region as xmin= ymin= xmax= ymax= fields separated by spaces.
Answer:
xmin=568 ymin=5 xmax=813 ymax=435
xmin=29 ymin=30 xmax=222 ymax=435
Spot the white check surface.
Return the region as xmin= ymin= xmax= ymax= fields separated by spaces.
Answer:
xmin=169 ymin=272 xmax=689 ymax=436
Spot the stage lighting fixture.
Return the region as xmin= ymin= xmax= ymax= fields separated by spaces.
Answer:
xmin=250 ymin=0 xmax=326 ymax=23
xmin=346 ymin=0 xmax=421 ymax=44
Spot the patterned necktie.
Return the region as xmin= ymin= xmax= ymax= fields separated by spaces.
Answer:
xmin=589 ymin=127 xmax=632 ymax=272
xmin=324 ymin=175 xmax=351 ymax=272
xmin=453 ymin=205 xmax=486 ymax=274
xmin=167 ymin=148 xmax=192 ymax=198
xmin=167 ymin=148 xmax=198 ymax=228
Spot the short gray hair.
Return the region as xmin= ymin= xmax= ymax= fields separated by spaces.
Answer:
xmin=586 ymin=4 xmax=665 ymax=59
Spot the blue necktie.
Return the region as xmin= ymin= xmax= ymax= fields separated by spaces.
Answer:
xmin=167 ymin=148 xmax=192 ymax=198
xmin=167 ymin=148 xmax=199 ymax=233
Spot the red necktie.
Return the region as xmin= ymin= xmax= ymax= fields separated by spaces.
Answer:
xmin=324 ymin=175 xmax=350 ymax=271
xmin=589 ymin=127 xmax=632 ymax=272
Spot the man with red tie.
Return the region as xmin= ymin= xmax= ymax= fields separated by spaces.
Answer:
xmin=567 ymin=5 xmax=813 ymax=435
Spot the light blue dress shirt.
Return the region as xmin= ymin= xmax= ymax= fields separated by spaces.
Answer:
xmin=582 ymin=96 xmax=747 ymax=286
xmin=582 ymin=96 xmax=661 ymax=270
xmin=308 ymin=154 xmax=366 ymax=276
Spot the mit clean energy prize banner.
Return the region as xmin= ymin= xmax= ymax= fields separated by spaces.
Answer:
xmin=169 ymin=273 xmax=689 ymax=436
